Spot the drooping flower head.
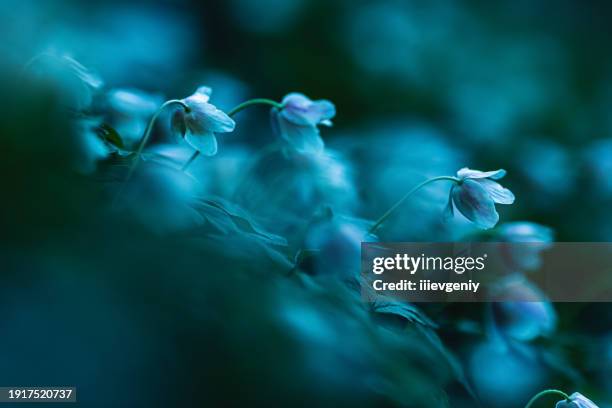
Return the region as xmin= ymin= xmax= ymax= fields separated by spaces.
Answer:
xmin=556 ymin=392 xmax=599 ymax=408
xmin=445 ymin=168 xmax=515 ymax=229
xmin=272 ymin=93 xmax=335 ymax=154
xmin=172 ymin=86 xmax=235 ymax=156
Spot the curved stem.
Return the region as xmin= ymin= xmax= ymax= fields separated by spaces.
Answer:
xmin=131 ymin=99 xmax=188 ymax=172
xmin=368 ymin=176 xmax=460 ymax=235
xmin=114 ymin=99 xmax=188 ymax=203
xmin=181 ymin=98 xmax=283 ymax=172
xmin=227 ymin=98 xmax=283 ymax=117
xmin=181 ymin=151 xmax=200 ymax=171
xmin=524 ymin=389 xmax=570 ymax=408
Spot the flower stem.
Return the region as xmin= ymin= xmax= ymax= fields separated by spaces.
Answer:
xmin=114 ymin=99 xmax=188 ymax=204
xmin=227 ymin=98 xmax=283 ymax=116
xmin=181 ymin=151 xmax=200 ymax=171
xmin=368 ymin=176 xmax=460 ymax=234
xmin=524 ymin=389 xmax=570 ymax=408
xmin=181 ymin=98 xmax=283 ymax=171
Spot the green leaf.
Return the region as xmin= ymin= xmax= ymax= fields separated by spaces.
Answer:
xmin=414 ymin=324 xmax=478 ymax=403
xmin=372 ymin=299 xmax=438 ymax=328
xmin=99 ymin=123 xmax=125 ymax=149
xmin=197 ymin=197 xmax=287 ymax=247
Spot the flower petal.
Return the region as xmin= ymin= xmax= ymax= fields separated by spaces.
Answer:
xmin=270 ymin=108 xmax=281 ymax=136
xmin=200 ymin=103 xmax=236 ymax=132
xmin=183 ymin=87 xmax=211 ymax=106
xmin=569 ymin=392 xmax=599 ymax=408
xmin=443 ymin=186 xmax=455 ymax=220
xmin=185 ymin=103 xmax=235 ymax=134
xmin=457 ymin=167 xmax=506 ymax=180
xmin=171 ymin=111 xmax=186 ymax=138
xmin=477 ymin=178 xmax=515 ymax=204
xmin=185 ymin=131 xmax=218 ymax=156
xmin=195 ymin=86 xmax=212 ymax=98
xmin=278 ymin=118 xmax=325 ymax=154
xmin=281 ymin=93 xmax=336 ymax=126
xmin=556 ymin=392 xmax=599 ymax=408
xmin=452 ymin=179 xmax=499 ymax=229
xmin=281 ymin=92 xmax=310 ymax=106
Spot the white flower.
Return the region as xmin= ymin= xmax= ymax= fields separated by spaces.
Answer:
xmin=445 ymin=168 xmax=515 ymax=229
xmin=172 ymin=87 xmax=235 ymax=156
xmin=556 ymin=392 xmax=599 ymax=408
xmin=271 ymin=93 xmax=335 ymax=154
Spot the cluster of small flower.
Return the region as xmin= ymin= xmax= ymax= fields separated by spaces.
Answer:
xmin=21 ymin=52 xmax=600 ymax=408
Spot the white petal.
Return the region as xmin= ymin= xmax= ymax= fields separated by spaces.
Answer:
xmin=478 ymin=179 xmax=515 ymax=204
xmin=281 ymin=92 xmax=310 ymax=106
xmin=195 ymin=86 xmax=212 ymax=97
xmin=443 ymin=187 xmax=455 ymax=220
xmin=183 ymin=87 xmax=211 ymax=105
xmin=185 ymin=103 xmax=235 ymax=134
xmin=278 ymin=118 xmax=324 ymax=154
xmin=452 ymin=179 xmax=499 ymax=229
xmin=201 ymin=103 xmax=235 ymax=132
xmin=457 ymin=168 xmax=506 ymax=180
xmin=171 ymin=111 xmax=186 ymax=138
xmin=185 ymin=132 xmax=218 ymax=156
xmin=281 ymin=93 xmax=336 ymax=126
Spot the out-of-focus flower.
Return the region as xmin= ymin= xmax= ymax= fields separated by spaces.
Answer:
xmin=583 ymin=138 xmax=612 ymax=198
xmin=145 ymin=143 xmax=254 ymax=199
xmin=469 ymin=339 xmax=545 ymax=407
xmin=236 ymin=148 xmax=357 ymax=232
xmin=106 ymin=88 xmax=163 ymax=146
xmin=497 ymin=222 xmax=554 ymax=243
xmin=556 ymin=392 xmax=599 ymax=408
xmin=304 ymin=214 xmax=375 ymax=279
xmin=490 ymin=274 xmax=557 ymax=341
xmin=72 ymin=118 xmax=111 ymax=174
xmin=26 ymin=53 xmax=103 ymax=111
xmin=116 ymin=161 xmax=204 ymax=234
xmin=445 ymin=168 xmax=515 ymax=229
xmin=496 ymin=222 xmax=554 ymax=271
xmin=272 ymin=93 xmax=335 ymax=155
xmin=172 ymin=87 xmax=235 ymax=156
